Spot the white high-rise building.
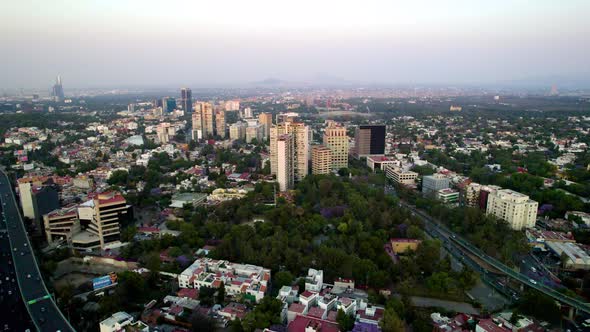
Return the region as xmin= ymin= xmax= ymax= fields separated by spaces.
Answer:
xmin=229 ymin=122 xmax=247 ymax=141
xmin=270 ymin=120 xmax=310 ymax=182
xmin=191 ymin=110 xmax=203 ymax=140
xmin=276 ymin=134 xmax=294 ymax=191
xmin=246 ymin=124 xmax=264 ymax=143
xmin=485 ymin=189 xmax=538 ymax=230
xmin=243 ymin=107 xmax=253 ymax=118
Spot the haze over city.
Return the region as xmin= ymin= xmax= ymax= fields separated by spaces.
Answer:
xmin=3 ymin=2 xmax=590 ymax=332
xmin=2 ymin=0 xmax=590 ymax=89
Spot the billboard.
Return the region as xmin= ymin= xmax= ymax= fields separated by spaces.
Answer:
xmin=92 ymin=272 xmax=118 ymax=290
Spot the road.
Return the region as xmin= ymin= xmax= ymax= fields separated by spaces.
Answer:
xmin=400 ymin=201 xmax=590 ymax=315
xmin=0 ymin=229 xmax=34 ymax=331
xmin=0 ymin=170 xmax=75 ymax=331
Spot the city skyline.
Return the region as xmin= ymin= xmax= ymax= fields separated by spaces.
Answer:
xmin=1 ymin=1 xmax=590 ymax=89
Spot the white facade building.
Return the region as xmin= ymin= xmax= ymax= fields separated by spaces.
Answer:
xmin=486 ymin=189 xmax=538 ymax=230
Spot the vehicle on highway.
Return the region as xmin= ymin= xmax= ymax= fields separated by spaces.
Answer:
xmin=26 ymin=274 xmax=31 ymax=278
xmin=530 ymin=279 xmax=537 ymax=285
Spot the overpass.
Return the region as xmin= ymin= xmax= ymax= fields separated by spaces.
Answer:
xmin=401 ymin=201 xmax=590 ymax=315
xmin=0 ymin=170 xmax=75 ymax=331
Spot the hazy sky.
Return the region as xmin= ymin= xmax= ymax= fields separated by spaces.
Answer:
xmin=1 ymin=0 xmax=589 ymax=89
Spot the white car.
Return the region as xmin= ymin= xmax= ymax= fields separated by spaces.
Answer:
xmin=529 ymin=279 xmax=537 ymax=285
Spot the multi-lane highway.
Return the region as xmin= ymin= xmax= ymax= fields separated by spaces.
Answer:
xmin=400 ymin=201 xmax=590 ymax=315
xmin=0 ymin=229 xmax=34 ymax=331
xmin=0 ymin=170 xmax=75 ymax=332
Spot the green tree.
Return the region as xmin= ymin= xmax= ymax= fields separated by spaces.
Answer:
xmin=273 ymin=271 xmax=294 ymax=293
xmin=380 ymin=308 xmax=404 ymax=332
xmin=336 ymin=309 xmax=355 ymax=332
xmin=217 ymin=281 xmax=226 ymax=304
xmin=191 ymin=312 xmax=216 ymax=332
xmin=242 ymin=297 xmax=283 ymax=332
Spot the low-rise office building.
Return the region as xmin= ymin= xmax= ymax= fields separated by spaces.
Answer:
xmin=386 ymin=166 xmax=418 ymax=186
xmin=422 ymin=174 xmax=450 ymax=194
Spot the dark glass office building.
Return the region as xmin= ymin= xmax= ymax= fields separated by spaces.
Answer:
xmin=181 ymin=88 xmax=193 ymax=113
xmin=354 ymin=125 xmax=386 ymax=158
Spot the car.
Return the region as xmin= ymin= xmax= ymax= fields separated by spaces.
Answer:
xmin=23 ymin=243 xmax=27 ymax=247
xmin=12 ymin=248 xmax=16 ymax=252
xmin=20 ymin=252 xmax=24 ymax=256
xmin=529 ymin=279 xmax=537 ymax=285
xmin=40 ymin=307 xmax=46 ymax=313
xmin=26 ymin=274 xmax=31 ymax=278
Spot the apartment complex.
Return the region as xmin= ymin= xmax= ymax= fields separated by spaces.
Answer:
xmin=156 ymin=122 xmax=175 ymax=144
xmin=385 ymin=167 xmax=418 ymax=185
xmin=323 ymin=121 xmax=348 ymax=170
xmin=192 ymin=102 xmax=223 ymax=139
xmin=270 ymin=119 xmax=310 ymax=189
xmin=353 ymin=125 xmax=386 ymax=158
xmin=258 ymin=112 xmax=272 ymax=140
xmin=191 ymin=108 xmax=203 ymax=140
xmin=178 ymin=258 xmax=271 ymax=303
xmin=276 ymin=134 xmax=295 ymax=191
xmin=311 ymin=145 xmax=332 ymax=175
xmin=485 ymin=189 xmax=538 ymax=230
xmin=463 ymin=182 xmax=482 ymax=207
xmin=246 ymin=124 xmax=264 ymax=143
xmin=215 ymin=108 xmax=226 ymax=138
xmin=229 ymin=122 xmax=247 ymax=141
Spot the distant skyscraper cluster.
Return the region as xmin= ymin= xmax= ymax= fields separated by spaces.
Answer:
xmin=51 ymin=75 xmax=64 ymax=102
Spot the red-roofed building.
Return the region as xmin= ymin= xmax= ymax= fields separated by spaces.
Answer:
xmin=356 ymin=306 xmax=384 ymax=325
xmin=177 ymin=288 xmax=199 ymax=300
xmin=326 ymin=310 xmax=338 ymax=322
xmin=307 ymin=307 xmax=326 ymax=320
xmin=288 ymin=303 xmax=307 ymax=322
xmin=477 ymin=319 xmax=511 ymax=332
xmin=288 ymin=315 xmax=340 ymax=332
xmin=367 ymin=155 xmax=400 ymax=172
xmin=218 ymin=302 xmax=249 ymax=320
